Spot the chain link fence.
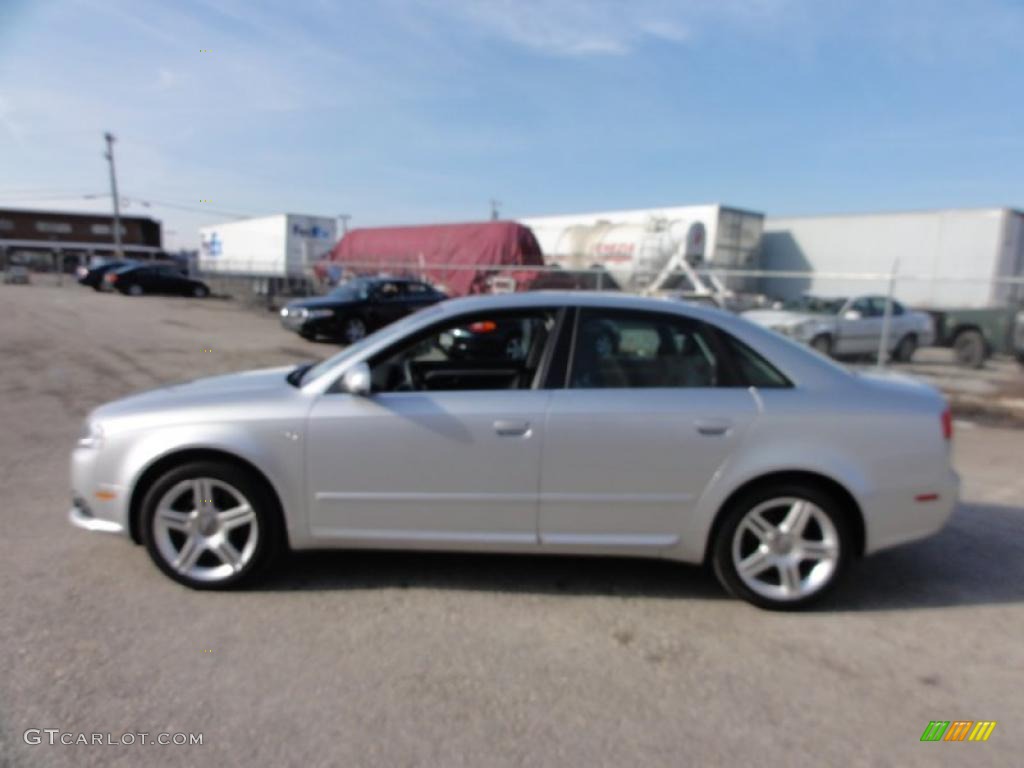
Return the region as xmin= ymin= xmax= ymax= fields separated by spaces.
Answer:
xmin=190 ymin=257 xmax=1024 ymax=369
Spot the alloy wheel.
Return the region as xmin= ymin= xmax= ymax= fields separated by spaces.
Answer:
xmin=730 ymin=496 xmax=840 ymax=602
xmin=152 ymin=477 xmax=259 ymax=583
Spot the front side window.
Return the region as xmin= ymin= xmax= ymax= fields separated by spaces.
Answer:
xmin=569 ymin=309 xmax=719 ymax=389
xmin=369 ymin=309 xmax=557 ymax=393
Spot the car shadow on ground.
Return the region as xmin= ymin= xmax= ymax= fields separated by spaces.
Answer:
xmin=258 ymin=502 xmax=1024 ymax=611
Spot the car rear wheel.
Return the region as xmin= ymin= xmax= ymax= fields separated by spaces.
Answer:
xmin=192 ymin=285 xmax=209 ymax=298
xmin=712 ymin=484 xmax=851 ymax=610
xmin=953 ymin=329 xmax=986 ymax=368
xmin=127 ymin=284 xmax=144 ymax=296
xmin=893 ymin=334 xmax=917 ymax=362
xmin=141 ymin=461 xmax=281 ymax=589
xmin=342 ymin=317 xmax=367 ymax=344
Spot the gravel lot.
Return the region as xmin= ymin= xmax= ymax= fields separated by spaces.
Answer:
xmin=2 ymin=280 xmax=1023 ymax=767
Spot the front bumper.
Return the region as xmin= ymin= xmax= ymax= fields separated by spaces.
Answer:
xmin=70 ymin=445 xmax=130 ymax=536
xmin=69 ymin=498 xmax=125 ymax=534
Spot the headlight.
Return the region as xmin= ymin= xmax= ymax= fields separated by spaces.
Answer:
xmin=280 ymin=307 xmax=290 ymax=317
xmin=306 ymin=309 xmax=334 ymax=319
xmin=77 ymin=421 xmax=104 ymax=449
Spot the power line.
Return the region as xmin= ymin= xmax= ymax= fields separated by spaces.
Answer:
xmin=124 ymin=196 xmax=259 ymax=219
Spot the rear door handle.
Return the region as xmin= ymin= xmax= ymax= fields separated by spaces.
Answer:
xmin=695 ymin=418 xmax=733 ymax=436
xmin=494 ymin=420 xmax=531 ymax=437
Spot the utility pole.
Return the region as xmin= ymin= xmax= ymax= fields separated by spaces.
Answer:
xmin=489 ymin=199 xmax=501 ymax=221
xmin=337 ymin=213 xmax=351 ymax=237
xmin=103 ymin=132 xmax=123 ymax=258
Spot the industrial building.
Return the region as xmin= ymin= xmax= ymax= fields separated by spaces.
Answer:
xmin=0 ymin=207 xmax=163 ymax=270
xmin=761 ymin=207 xmax=1024 ymax=308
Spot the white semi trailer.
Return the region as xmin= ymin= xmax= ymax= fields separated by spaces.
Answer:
xmin=519 ymin=204 xmax=764 ymax=294
xmin=199 ymin=214 xmax=337 ymax=277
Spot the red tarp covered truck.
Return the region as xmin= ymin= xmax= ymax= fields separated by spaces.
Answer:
xmin=314 ymin=221 xmax=546 ymax=297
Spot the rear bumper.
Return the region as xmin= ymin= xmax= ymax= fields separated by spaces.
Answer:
xmin=864 ymin=467 xmax=959 ymax=554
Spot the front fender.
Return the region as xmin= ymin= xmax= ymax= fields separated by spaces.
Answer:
xmin=119 ymin=421 xmax=307 ymax=547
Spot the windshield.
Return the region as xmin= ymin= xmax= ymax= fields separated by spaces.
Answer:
xmin=781 ymin=296 xmax=847 ymax=315
xmin=330 ymin=279 xmax=371 ymax=300
xmin=297 ymin=304 xmax=445 ymax=385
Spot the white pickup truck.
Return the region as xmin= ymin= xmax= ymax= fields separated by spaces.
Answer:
xmin=742 ymin=294 xmax=935 ymax=361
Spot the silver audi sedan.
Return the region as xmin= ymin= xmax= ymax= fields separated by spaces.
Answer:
xmin=70 ymin=292 xmax=958 ymax=609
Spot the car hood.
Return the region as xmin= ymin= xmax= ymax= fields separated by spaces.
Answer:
xmin=92 ymin=365 xmax=297 ymax=421
xmin=742 ymin=309 xmax=826 ymax=328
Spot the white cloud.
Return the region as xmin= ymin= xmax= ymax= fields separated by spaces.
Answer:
xmin=156 ymin=67 xmax=179 ymax=90
xmin=431 ymin=0 xmax=703 ymax=56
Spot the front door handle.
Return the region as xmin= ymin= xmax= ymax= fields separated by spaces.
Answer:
xmin=494 ymin=420 xmax=531 ymax=437
xmin=695 ymin=418 xmax=733 ymax=436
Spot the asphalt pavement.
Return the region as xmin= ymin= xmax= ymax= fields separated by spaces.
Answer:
xmin=1 ymin=280 xmax=1022 ymax=767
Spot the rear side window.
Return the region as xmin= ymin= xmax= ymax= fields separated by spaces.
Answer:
xmin=717 ymin=332 xmax=792 ymax=388
xmin=569 ymin=308 xmax=723 ymax=389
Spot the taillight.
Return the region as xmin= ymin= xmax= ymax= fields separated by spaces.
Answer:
xmin=106 ymin=273 xmax=117 ymax=283
xmin=468 ymin=320 xmax=497 ymax=333
xmin=941 ymin=407 xmax=953 ymax=441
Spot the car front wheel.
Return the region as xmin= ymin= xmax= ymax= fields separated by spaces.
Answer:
xmin=342 ymin=317 xmax=367 ymax=344
xmin=141 ymin=461 xmax=281 ymax=589
xmin=810 ymin=334 xmax=832 ymax=357
xmin=712 ymin=484 xmax=851 ymax=610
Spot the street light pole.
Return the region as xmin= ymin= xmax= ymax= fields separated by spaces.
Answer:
xmin=337 ymin=214 xmax=351 ymax=237
xmin=103 ymin=132 xmax=123 ymax=258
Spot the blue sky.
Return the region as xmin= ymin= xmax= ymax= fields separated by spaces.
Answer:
xmin=1 ymin=0 xmax=1022 ymax=249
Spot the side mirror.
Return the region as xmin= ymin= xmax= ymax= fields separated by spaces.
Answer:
xmin=843 ymin=309 xmax=862 ymax=321
xmin=340 ymin=362 xmax=372 ymax=396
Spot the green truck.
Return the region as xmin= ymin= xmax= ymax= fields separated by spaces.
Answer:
xmin=927 ymin=305 xmax=1024 ymax=368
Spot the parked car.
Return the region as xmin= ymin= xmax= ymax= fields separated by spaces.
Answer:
xmin=280 ymin=276 xmax=447 ymax=343
xmin=926 ymin=305 xmax=1024 ymax=368
xmin=69 ymin=292 xmax=958 ymax=609
xmin=77 ymin=259 xmax=138 ymax=290
xmin=104 ymin=263 xmax=210 ymax=298
xmin=3 ymin=265 xmax=30 ymax=285
xmin=743 ymin=294 xmax=935 ymax=361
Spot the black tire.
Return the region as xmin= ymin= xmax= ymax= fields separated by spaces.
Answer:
xmin=893 ymin=334 xmax=918 ymax=363
xmin=192 ymin=285 xmax=209 ymax=298
xmin=953 ymin=329 xmax=986 ymax=369
xmin=299 ymin=329 xmax=317 ymax=341
xmin=810 ymin=334 xmax=833 ymax=357
xmin=711 ymin=482 xmax=852 ymax=610
xmin=342 ymin=316 xmax=367 ymax=344
xmin=141 ymin=460 xmax=283 ymax=590
xmin=127 ymin=283 xmax=144 ymax=297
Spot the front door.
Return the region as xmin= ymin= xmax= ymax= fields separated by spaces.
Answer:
xmin=835 ymin=297 xmax=883 ymax=355
xmin=305 ymin=307 xmax=560 ymax=547
xmin=539 ymin=308 xmax=758 ymax=550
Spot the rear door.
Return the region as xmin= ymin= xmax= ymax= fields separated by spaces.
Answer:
xmin=539 ymin=307 xmax=759 ymax=551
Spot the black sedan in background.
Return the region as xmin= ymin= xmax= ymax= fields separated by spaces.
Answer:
xmin=281 ymin=276 xmax=447 ymax=343
xmin=104 ymin=263 xmax=210 ymax=297
xmin=77 ymin=259 xmax=137 ymax=290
